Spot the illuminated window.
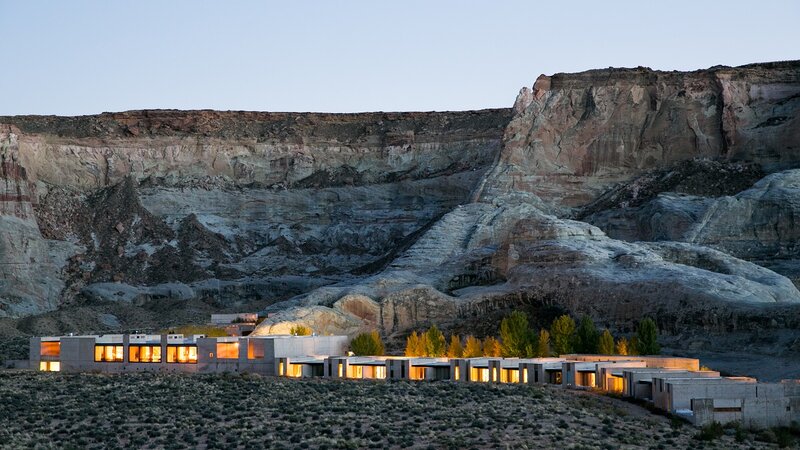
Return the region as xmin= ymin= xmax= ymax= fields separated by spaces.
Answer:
xmin=374 ymin=365 xmax=386 ymax=380
xmin=129 ymin=345 xmax=162 ymax=363
xmin=409 ymin=366 xmax=425 ymax=380
xmin=216 ymin=342 xmax=239 ymax=359
xmin=454 ymin=365 xmax=461 ymax=381
xmin=167 ymin=345 xmax=198 ymax=364
xmin=39 ymin=361 xmax=60 ymax=372
xmin=287 ymin=364 xmax=303 ymax=378
xmin=347 ymin=365 xmax=364 ymax=379
xmin=247 ymin=340 xmax=264 ymax=359
xmin=94 ymin=345 xmax=124 ymax=362
xmin=40 ymin=342 xmax=60 ymax=357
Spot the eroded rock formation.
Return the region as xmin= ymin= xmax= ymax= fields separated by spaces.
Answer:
xmin=0 ymin=110 xmax=511 ymax=322
xmin=1 ymin=61 xmax=800 ymax=357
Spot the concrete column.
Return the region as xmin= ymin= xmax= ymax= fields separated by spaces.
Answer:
xmin=29 ymin=337 xmax=41 ymax=371
xmin=489 ymin=359 xmax=501 ymax=383
xmin=122 ymin=334 xmax=130 ymax=364
xmin=160 ymin=334 xmax=168 ymax=370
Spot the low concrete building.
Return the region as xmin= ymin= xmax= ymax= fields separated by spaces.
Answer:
xmin=652 ymin=376 xmax=757 ymax=412
xmin=564 ymin=354 xmax=700 ymax=371
xmin=324 ymin=357 xmax=450 ymax=381
xmin=30 ymin=334 xmax=348 ymax=375
xmin=621 ymin=368 xmax=721 ymax=400
xmin=689 ymin=380 xmax=800 ymax=428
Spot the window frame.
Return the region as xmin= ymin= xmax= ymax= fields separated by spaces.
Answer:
xmin=94 ymin=345 xmax=124 ymax=363
xmin=128 ymin=345 xmax=163 ymax=363
xmin=166 ymin=344 xmax=198 ymax=364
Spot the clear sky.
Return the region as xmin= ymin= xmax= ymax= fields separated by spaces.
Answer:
xmin=0 ymin=1 xmax=797 ymax=115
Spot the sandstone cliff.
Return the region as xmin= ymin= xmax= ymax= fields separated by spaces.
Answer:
xmin=250 ymin=61 xmax=800 ymax=356
xmin=1 ymin=62 xmax=800 ymax=359
xmin=0 ymin=109 xmax=512 ymax=325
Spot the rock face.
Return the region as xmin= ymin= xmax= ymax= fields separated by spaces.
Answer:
xmin=0 ymin=110 xmax=512 ymax=319
xmin=0 ymin=126 xmax=72 ymax=317
xmin=2 ymin=62 xmax=800 ymax=358
xmin=479 ymin=61 xmax=800 ymax=208
xmin=249 ymin=62 xmax=800 ymax=355
xmin=588 ymin=168 xmax=800 ymax=286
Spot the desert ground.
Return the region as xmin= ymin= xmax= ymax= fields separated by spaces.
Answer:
xmin=0 ymin=372 xmax=786 ymax=449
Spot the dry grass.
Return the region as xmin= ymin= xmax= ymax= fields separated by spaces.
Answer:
xmin=0 ymin=372 xmax=770 ymax=449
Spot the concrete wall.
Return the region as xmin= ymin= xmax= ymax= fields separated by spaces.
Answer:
xmin=691 ymin=382 xmax=800 ymax=428
xmin=655 ymin=378 xmax=757 ymax=412
xmin=622 ymin=370 xmax=721 ymax=400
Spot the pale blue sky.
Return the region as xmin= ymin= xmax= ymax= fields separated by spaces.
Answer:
xmin=0 ymin=1 xmax=797 ymax=115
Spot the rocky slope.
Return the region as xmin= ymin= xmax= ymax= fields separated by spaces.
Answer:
xmin=0 ymin=109 xmax=512 ymax=326
xmin=1 ymin=61 xmax=799 ymax=358
xmin=251 ymin=61 xmax=800 ymax=356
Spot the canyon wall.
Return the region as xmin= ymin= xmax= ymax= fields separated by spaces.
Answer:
xmin=0 ymin=109 xmax=512 ymax=322
xmin=478 ymin=61 xmax=800 ymax=208
xmin=2 ymin=61 xmax=800 ymax=358
xmin=251 ymin=61 xmax=800 ymax=356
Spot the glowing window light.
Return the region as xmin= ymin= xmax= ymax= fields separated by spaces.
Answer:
xmin=40 ymin=342 xmax=60 ymax=357
xmin=94 ymin=345 xmax=124 ymax=362
xmin=166 ymin=345 xmax=198 ymax=364
xmin=215 ymin=342 xmax=239 ymax=359
xmin=39 ymin=361 xmax=61 ymax=372
xmin=129 ymin=345 xmax=162 ymax=363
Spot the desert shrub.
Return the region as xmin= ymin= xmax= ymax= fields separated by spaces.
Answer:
xmin=349 ymin=331 xmax=384 ymax=356
xmin=695 ymin=421 xmax=724 ymax=441
xmin=289 ymin=325 xmax=312 ymax=336
xmin=774 ymin=426 xmax=796 ymax=448
xmin=0 ymin=337 xmax=29 ymax=364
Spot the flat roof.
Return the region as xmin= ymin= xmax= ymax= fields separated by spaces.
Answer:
xmin=287 ymin=356 xmax=326 ymax=364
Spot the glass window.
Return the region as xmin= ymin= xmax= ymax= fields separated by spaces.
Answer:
xmin=247 ymin=340 xmax=264 ymax=359
xmin=39 ymin=361 xmax=60 ymax=372
xmin=94 ymin=345 xmax=124 ymax=362
xmin=167 ymin=345 xmax=198 ymax=364
xmin=129 ymin=345 xmax=162 ymax=363
xmin=216 ymin=342 xmax=239 ymax=359
xmin=40 ymin=342 xmax=60 ymax=357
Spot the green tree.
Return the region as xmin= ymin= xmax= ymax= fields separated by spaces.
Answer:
xmin=463 ymin=335 xmax=482 ymax=357
xmin=289 ymin=325 xmax=312 ymax=336
xmin=550 ymin=315 xmax=576 ymax=355
xmin=628 ymin=336 xmax=640 ymax=356
xmin=536 ymin=329 xmax=551 ymax=357
xmin=636 ymin=318 xmax=660 ymax=355
xmin=499 ymin=311 xmax=532 ymax=357
xmin=350 ymin=331 xmax=384 ymax=356
xmin=598 ymin=329 xmax=615 ymax=355
xmin=483 ymin=336 xmax=502 ymax=357
xmin=446 ymin=335 xmax=464 ymax=358
xmin=404 ymin=331 xmax=424 ymax=357
xmin=615 ymin=337 xmax=629 ymax=356
xmin=424 ymin=324 xmax=446 ymax=357
xmin=575 ymin=316 xmax=599 ymax=354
